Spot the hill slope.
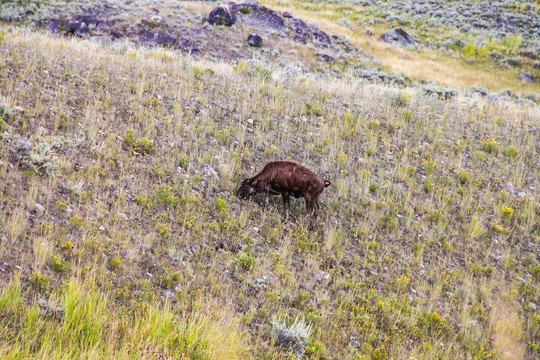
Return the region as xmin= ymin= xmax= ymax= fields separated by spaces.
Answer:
xmin=0 ymin=26 xmax=539 ymax=359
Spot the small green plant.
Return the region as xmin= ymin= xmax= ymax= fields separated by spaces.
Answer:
xmin=178 ymin=156 xmax=189 ymax=168
xmin=389 ymin=92 xmax=409 ymax=107
xmin=463 ymin=41 xmax=477 ymax=58
xmin=501 ymin=206 xmax=514 ymax=219
xmin=154 ymin=185 xmax=179 ymax=207
xmin=395 ymin=274 xmax=410 ymax=291
xmin=472 ymin=150 xmax=488 ymax=164
xmin=0 ymin=100 xmax=15 ymax=130
xmin=480 ymin=138 xmax=499 ymax=154
xmin=337 ymin=151 xmax=348 ymax=166
xmin=504 ymin=145 xmax=519 ymax=159
xmin=271 ymin=316 xmax=312 ymax=357
xmin=237 ymin=251 xmax=255 ymax=271
xmin=155 ymin=222 xmax=170 ymax=239
xmin=32 ymin=271 xmax=49 ymax=291
xmin=239 ymin=6 xmax=250 ymax=14
xmin=50 ymin=254 xmax=68 ymax=273
xmin=368 ymin=119 xmax=380 ymax=130
xmin=215 ymin=197 xmax=229 ymax=216
xmin=457 ymin=169 xmax=471 ymax=185
xmin=123 ymin=129 xmax=153 ymax=155
xmin=109 ymin=256 xmax=123 ymax=271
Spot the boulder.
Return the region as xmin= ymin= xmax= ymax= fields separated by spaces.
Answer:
xmin=316 ymin=53 xmax=334 ymax=62
xmin=232 ymin=2 xmax=284 ymax=29
xmin=379 ymin=28 xmax=419 ymax=47
xmin=208 ymin=4 xmax=237 ymax=26
xmin=519 ymin=72 xmax=534 ymax=83
xmin=247 ymin=33 xmax=263 ymax=47
xmin=283 ymin=11 xmax=293 ymax=18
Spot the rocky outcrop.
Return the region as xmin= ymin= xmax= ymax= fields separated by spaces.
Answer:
xmin=519 ymin=72 xmax=534 ymax=83
xmin=232 ymin=2 xmax=284 ymax=29
xmin=247 ymin=33 xmax=263 ymax=47
xmin=379 ymin=28 xmax=419 ymax=47
xmin=208 ymin=4 xmax=237 ymax=26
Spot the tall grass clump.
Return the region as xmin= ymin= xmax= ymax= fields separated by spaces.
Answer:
xmin=0 ymin=277 xmax=250 ymax=359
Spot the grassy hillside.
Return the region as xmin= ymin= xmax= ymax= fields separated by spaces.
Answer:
xmin=259 ymin=0 xmax=540 ymax=95
xmin=0 ymin=25 xmax=539 ymax=359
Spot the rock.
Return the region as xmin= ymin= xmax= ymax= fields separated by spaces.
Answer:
xmin=287 ymin=17 xmax=332 ymax=46
xmin=469 ymin=86 xmax=489 ymax=97
xmin=365 ymin=28 xmax=374 ymax=36
xmin=247 ymin=33 xmax=263 ymax=47
xmin=504 ymin=57 xmax=522 ymax=67
xmin=530 ymin=302 xmax=538 ymax=311
xmin=203 ymin=164 xmax=218 ymax=177
xmin=283 ymin=11 xmax=293 ymax=18
xmin=118 ymin=212 xmax=129 ymax=221
xmin=519 ymin=72 xmax=534 ymax=83
xmin=208 ymin=4 xmax=237 ymax=26
xmin=316 ymin=53 xmax=334 ymax=62
xmin=34 ymin=203 xmax=45 ymax=216
xmin=233 ymin=2 xmax=284 ymax=29
xmin=379 ymin=28 xmax=419 ymax=47
xmin=520 ymin=50 xmax=537 ymax=59
xmin=533 ymin=61 xmax=540 ymax=68
xmin=247 ymin=118 xmax=254 ymax=125
xmin=316 ymin=270 xmax=330 ymax=282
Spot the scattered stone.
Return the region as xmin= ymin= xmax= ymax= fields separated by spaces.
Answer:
xmin=379 ymin=28 xmax=419 ymax=47
xmin=519 ymin=72 xmax=534 ymax=83
xmin=504 ymin=57 xmax=522 ymax=67
xmin=316 ymin=53 xmax=334 ymax=62
xmin=316 ymin=270 xmax=330 ymax=282
xmin=469 ymin=86 xmax=489 ymax=97
xmin=34 ymin=203 xmax=45 ymax=216
xmin=247 ymin=118 xmax=254 ymax=125
xmin=37 ymin=299 xmax=65 ymax=319
xmin=247 ymin=33 xmax=263 ymax=47
xmin=530 ymin=302 xmax=538 ymax=311
xmin=520 ymin=49 xmax=537 ymax=59
xmin=208 ymin=4 xmax=237 ymax=26
xmin=422 ymin=83 xmax=458 ymax=100
xmin=203 ymin=164 xmax=218 ymax=177
xmin=365 ymin=28 xmax=374 ymax=36
xmin=283 ymin=11 xmax=293 ymax=18
xmin=118 ymin=212 xmax=129 ymax=221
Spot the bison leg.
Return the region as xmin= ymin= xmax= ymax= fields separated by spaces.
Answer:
xmin=281 ymin=192 xmax=290 ymax=221
xmin=304 ymin=197 xmax=314 ymax=227
xmin=264 ymin=189 xmax=270 ymax=208
xmin=309 ymin=199 xmax=321 ymax=230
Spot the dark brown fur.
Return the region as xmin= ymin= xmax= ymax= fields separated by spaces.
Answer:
xmin=236 ymin=161 xmax=331 ymax=229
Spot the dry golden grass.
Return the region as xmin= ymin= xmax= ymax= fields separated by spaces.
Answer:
xmin=491 ymin=286 xmax=527 ymax=360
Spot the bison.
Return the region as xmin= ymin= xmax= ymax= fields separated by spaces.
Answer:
xmin=236 ymin=161 xmax=331 ymax=229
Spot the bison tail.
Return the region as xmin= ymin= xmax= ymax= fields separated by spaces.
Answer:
xmin=324 ymin=180 xmax=331 ymax=187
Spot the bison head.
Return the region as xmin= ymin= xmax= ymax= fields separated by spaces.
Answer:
xmin=236 ymin=178 xmax=257 ymax=199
